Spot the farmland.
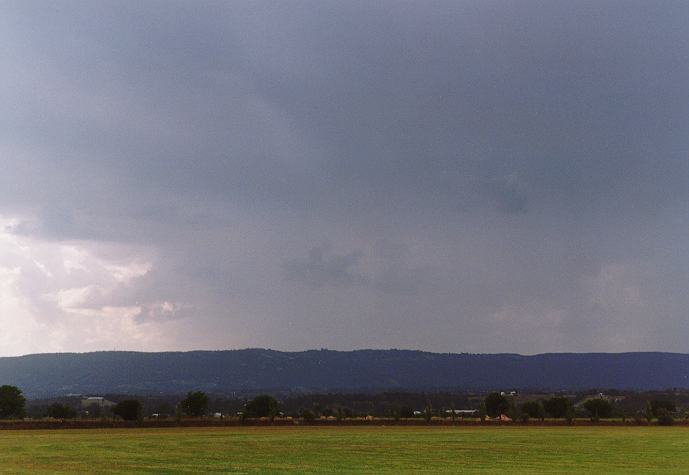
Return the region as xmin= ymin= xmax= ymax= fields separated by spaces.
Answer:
xmin=1 ymin=426 xmax=688 ymax=473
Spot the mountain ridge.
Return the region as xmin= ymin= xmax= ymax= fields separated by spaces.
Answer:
xmin=1 ymin=349 xmax=687 ymax=398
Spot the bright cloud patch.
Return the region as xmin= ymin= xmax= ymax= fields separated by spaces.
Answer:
xmin=0 ymin=216 xmax=183 ymax=355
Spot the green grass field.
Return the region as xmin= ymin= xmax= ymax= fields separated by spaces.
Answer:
xmin=1 ymin=426 xmax=688 ymax=473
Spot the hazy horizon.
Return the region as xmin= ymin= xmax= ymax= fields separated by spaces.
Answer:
xmin=3 ymin=347 xmax=689 ymax=360
xmin=2 ymin=0 xmax=689 ymax=356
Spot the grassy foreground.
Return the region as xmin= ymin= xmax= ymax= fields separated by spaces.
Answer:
xmin=1 ymin=426 xmax=688 ymax=473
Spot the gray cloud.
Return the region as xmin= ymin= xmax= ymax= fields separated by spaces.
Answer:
xmin=1 ymin=0 xmax=689 ymax=354
xmin=284 ymin=245 xmax=367 ymax=289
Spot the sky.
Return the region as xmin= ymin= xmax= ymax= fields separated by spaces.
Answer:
xmin=1 ymin=0 xmax=689 ymax=356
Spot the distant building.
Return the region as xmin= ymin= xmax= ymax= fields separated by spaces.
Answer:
xmin=445 ymin=409 xmax=479 ymax=416
xmin=80 ymin=396 xmax=115 ymax=410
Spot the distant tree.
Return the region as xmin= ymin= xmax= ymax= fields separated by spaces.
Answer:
xmin=656 ymin=408 xmax=674 ymax=426
xmin=301 ymin=408 xmax=315 ymax=424
xmin=0 ymin=385 xmax=25 ymax=419
xmin=245 ymin=395 xmax=279 ymax=419
xmin=113 ymin=399 xmax=143 ymax=421
xmin=565 ymin=404 xmax=575 ymax=425
xmin=543 ymin=397 xmax=570 ymax=418
xmin=423 ymin=402 xmax=433 ymax=423
xmin=583 ymin=398 xmax=612 ymax=420
xmin=520 ymin=401 xmax=544 ymax=420
xmin=645 ymin=401 xmax=654 ymax=423
xmin=479 ymin=401 xmax=487 ymax=422
xmin=180 ymin=391 xmax=209 ymax=417
xmin=46 ymin=403 xmax=77 ymax=419
xmin=650 ymin=399 xmax=675 ymax=418
xmin=508 ymin=399 xmax=518 ymax=422
xmin=484 ymin=393 xmax=509 ymax=418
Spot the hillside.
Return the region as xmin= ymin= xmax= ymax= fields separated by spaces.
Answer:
xmin=1 ymin=349 xmax=688 ymax=398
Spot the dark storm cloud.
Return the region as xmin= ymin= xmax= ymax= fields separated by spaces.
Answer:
xmin=1 ymin=0 xmax=689 ymax=354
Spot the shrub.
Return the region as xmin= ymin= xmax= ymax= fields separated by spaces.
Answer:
xmin=650 ymin=399 xmax=675 ymax=418
xmin=424 ymin=404 xmax=433 ymax=423
xmin=113 ymin=400 xmax=143 ymax=421
xmin=479 ymin=401 xmax=487 ymax=422
xmin=180 ymin=391 xmax=209 ymax=417
xmin=583 ymin=398 xmax=612 ymax=420
xmin=645 ymin=401 xmax=654 ymax=423
xmin=656 ymin=409 xmax=674 ymax=426
xmin=565 ymin=405 xmax=574 ymax=425
xmin=520 ymin=401 xmax=544 ymax=420
xmin=393 ymin=408 xmax=401 ymax=422
xmin=484 ymin=393 xmax=509 ymax=418
xmin=245 ymin=395 xmax=279 ymax=419
xmin=508 ymin=400 xmax=518 ymax=422
xmin=301 ymin=409 xmax=315 ymax=424
xmin=46 ymin=403 xmax=77 ymax=419
xmin=543 ymin=397 xmax=570 ymax=418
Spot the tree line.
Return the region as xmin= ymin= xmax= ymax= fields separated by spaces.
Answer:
xmin=0 ymin=385 xmax=280 ymax=422
xmin=481 ymin=392 xmax=677 ymax=425
xmin=0 ymin=384 xmax=683 ymax=425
